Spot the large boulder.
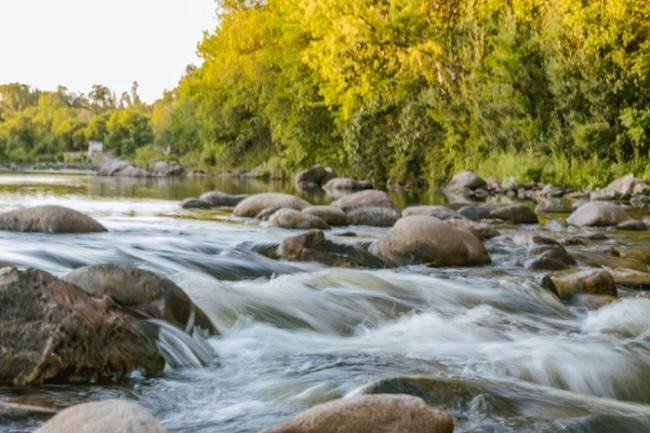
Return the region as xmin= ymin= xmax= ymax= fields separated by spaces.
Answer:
xmin=567 ymin=201 xmax=631 ymax=226
xmin=64 ymin=264 xmax=216 ymax=335
xmin=0 ymin=205 xmax=107 ymax=233
xmin=233 ymin=193 xmax=310 ymax=217
xmin=269 ymin=209 xmax=330 ymax=230
xmin=265 ymin=394 xmax=453 ymax=433
xmin=278 ymin=230 xmax=384 ymax=268
xmin=445 ymin=171 xmax=487 ymax=191
xmin=35 ymin=399 xmax=167 ymax=433
xmin=199 ymin=191 xmax=249 ymax=207
xmin=323 ymin=177 xmax=373 ymax=192
xmin=295 ymin=164 xmax=336 ymax=189
xmin=301 ymin=206 xmax=347 ymax=226
xmin=346 ymin=207 xmax=400 ymax=227
xmin=331 ymin=190 xmax=396 ymax=212
xmin=490 ymin=205 xmax=538 ymax=224
xmin=541 ymin=270 xmax=617 ymax=299
xmin=369 ymin=216 xmax=491 ymax=267
xmin=0 ymin=268 xmax=164 ymax=386
xmin=591 ymin=174 xmax=646 ymax=201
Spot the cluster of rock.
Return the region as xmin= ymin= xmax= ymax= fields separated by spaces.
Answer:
xmin=98 ymin=159 xmax=186 ymax=178
xmin=0 ymin=260 xmax=216 ymax=387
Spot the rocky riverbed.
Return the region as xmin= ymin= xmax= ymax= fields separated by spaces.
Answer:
xmin=0 ymin=171 xmax=649 ymax=433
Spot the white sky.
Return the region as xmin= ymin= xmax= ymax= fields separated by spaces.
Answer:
xmin=0 ymin=0 xmax=218 ymax=103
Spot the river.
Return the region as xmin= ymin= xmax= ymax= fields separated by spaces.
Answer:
xmin=1 ymin=172 xmax=650 ymax=433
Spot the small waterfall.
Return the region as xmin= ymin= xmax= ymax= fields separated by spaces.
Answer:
xmin=145 ymin=319 xmax=217 ymax=369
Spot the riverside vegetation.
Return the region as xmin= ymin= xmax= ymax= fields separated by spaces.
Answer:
xmin=1 ymin=0 xmax=650 ymax=189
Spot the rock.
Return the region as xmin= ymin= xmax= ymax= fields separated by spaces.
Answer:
xmin=256 ymin=206 xmax=283 ymax=221
xmin=64 ymin=264 xmax=216 ymax=335
xmin=295 ymin=164 xmax=336 ymax=189
xmin=610 ymin=269 xmax=650 ymax=290
xmin=446 ymin=218 xmax=499 ymax=241
xmin=567 ymin=201 xmax=631 ymax=226
xmin=402 ymin=206 xmax=461 ymax=220
xmin=591 ymin=173 xmax=645 ymax=200
xmin=35 ymin=399 xmax=167 ymax=433
xmin=264 ymin=394 xmax=453 ymax=433
xmin=489 ymin=205 xmax=539 ymax=224
xmin=331 ymin=190 xmax=396 ymax=212
xmin=576 ymin=251 xmax=649 ymax=272
xmin=446 ymin=171 xmax=487 ymax=191
xmin=99 ymin=159 xmax=150 ymax=177
xmin=98 ymin=159 xmax=131 ymax=176
xmin=541 ymin=270 xmax=617 ymax=299
xmin=535 ymin=199 xmax=571 ymax=213
xmin=457 ymin=205 xmax=491 ymax=221
xmin=301 ymin=206 xmax=347 ymax=226
xmin=269 ymin=209 xmax=330 ymax=230
xmin=180 ymin=198 xmax=211 ymax=209
xmin=621 ymin=248 xmax=650 ymax=265
xmin=617 ymin=220 xmax=647 ymax=231
xmin=199 ymin=191 xmax=248 ymax=207
xmin=278 ymin=230 xmax=384 ymax=268
xmin=323 ymin=177 xmax=373 ymax=192
xmin=369 ymin=216 xmax=491 ymax=267
xmin=539 ymin=184 xmax=565 ymax=198
xmin=151 ymin=161 xmax=185 ymax=177
xmin=0 ymin=267 xmax=164 ymax=385
xmin=0 ymin=399 xmax=61 ymax=418
xmin=501 ymin=176 xmax=518 ymax=191
xmin=0 ymin=205 xmax=107 ymax=233
xmin=346 ymin=207 xmax=400 ymax=227
xmin=233 ymin=193 xmax=310 ymax=217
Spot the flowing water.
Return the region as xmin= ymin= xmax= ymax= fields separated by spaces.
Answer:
xmin=1 ymin=172 xmax=650 ymax=433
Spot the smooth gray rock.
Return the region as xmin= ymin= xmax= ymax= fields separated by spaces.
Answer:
xmin=567 ymin=201 xmax=631 ymax=227
xmin=0 ymin=205 xmax=107 ymax=233
xmin=446 ymin=171 xmax=487 ymax=190
xmin=35 ymin=399 xmax=167 ymax=433
xmin=346 ymin=207 xmax=400 ymax=227
xmin=199 ymin=191 xmax=249 ymax=207
xmin=269 ymin=208 xmax=330 ymax=230
xmin=490 ymin=205 xmax=538 ymax=224
xmin=331 ymin=190 xmax=396 ymax=212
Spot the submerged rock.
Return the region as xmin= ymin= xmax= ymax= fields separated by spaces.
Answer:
xmin=323 ymin=177 xmax=373 ymax=192
xmin=489 ymin=205 xmax=538 ymax=224
xmin=0 ymin=205 xmax=107 ymax=233
xmin=616 ymin=219 xmax=647 ymax=231
xmin=402 ymin=206 xmax=461 ymax=220
xmin=346 ymin=207 xmax=400 ymax=227
xmin=567 ymin=201 xmax=630 ymax=227
xmin=295 ymin=164 xmax=336 ymax=189
xmin=541 ymin=269 xmax=617 ymax=299
xmin=535 ymin=199 xmax=571 ymax=213
xmin=331 ymin=190 xmax=396 ymax=212
xmin=180 ymin=198 xmax=211 ymax=209
xmin=265 ymin=394 xmax=453 ymax=433
xmin=199 ymin=191 xmax=249 ymax=207
xmin=233 ymin=193 xmax=310 ymax=217
xmin=369 ymin=216 xmax=491 ymax=267
xmin=35 ymin=399 xmax=167 ymax=433
xmin=0 ymin=267 xmax=164 ymax=385
xmin=302 ymin=206 xmax=347 ymax=226
xmin=457 ymin=205 xmax=491 ymax=221
xmin=278 ymin=230 xmax=384 ymax=268
xmin=269 ymin=208 xmax=330 ymax=230
xmin=65 ymin=264 xmax=217 ymax=335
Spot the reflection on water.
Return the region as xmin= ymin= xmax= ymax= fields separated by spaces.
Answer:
xmin=0 ymin=173 xmax=649 ymax=433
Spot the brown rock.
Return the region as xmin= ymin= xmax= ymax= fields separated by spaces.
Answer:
xmin=542 ymin=270 xmax=617 ymax=299
xmin=0 ymin=268 xmax=164 ymax=385
xmin=270 ymin=209 xmax=330 ymax=230
xmin=233 ymin=193 xmax=310 ymax=217
xmin=369 ymin=216 xmax=491 ymax=267
xmin=65 ymin=264 xmax=216 ymax=335
xmin=331 ymin=190 xmax=396 ymax=212
xmin=301 ymin=206 xmax=347 ymax=226
xmin=265 ymin=394 xmax=453 ymax=433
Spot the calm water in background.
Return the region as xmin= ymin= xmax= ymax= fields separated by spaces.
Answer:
xmin=1 ymin=172 xmax=650 ymax=433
